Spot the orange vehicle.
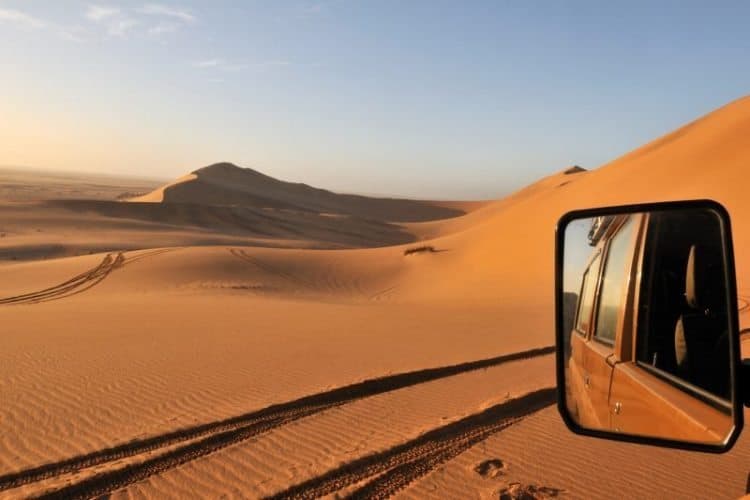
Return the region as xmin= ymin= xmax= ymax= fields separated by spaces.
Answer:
xmin=558 ymin=201 xmax=741 ymax=450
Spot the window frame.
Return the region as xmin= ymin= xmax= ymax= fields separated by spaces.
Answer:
xmin=632 ymin=212 xmax=733 ymax=410
xmin=591 ymin=216 xmax=637 ymax=347
xmin=636 ymin=361 xmax=733 ymax=414
xmin=574 ymin=250 xmax=601 ymax=337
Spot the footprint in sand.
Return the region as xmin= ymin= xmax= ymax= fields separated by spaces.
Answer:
xmin=498 ymin=483 xmax=563 ymax=499
xmin=474 ymin=458 xmax=508 ymax=478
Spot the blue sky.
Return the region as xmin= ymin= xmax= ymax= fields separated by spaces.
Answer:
xmin=1 ymin=1 xmax=749 ymax=198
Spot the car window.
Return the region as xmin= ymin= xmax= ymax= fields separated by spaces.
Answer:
xmin=594 ymin=217 xmax=636 ymax=344
xmin=575 ymin=253 xmax=601 ymax=335
xmin=635 ymin=211 xmax=731 ymax=401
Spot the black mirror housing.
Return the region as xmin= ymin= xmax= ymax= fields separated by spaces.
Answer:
xmin=555 ymin=199 xmax=743 ymax=453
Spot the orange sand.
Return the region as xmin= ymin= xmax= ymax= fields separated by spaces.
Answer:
xmin=3 ymin=96 xmax=750 ymax=499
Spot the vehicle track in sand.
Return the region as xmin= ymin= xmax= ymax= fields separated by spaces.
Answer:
xmin=0 ymin=248 xmax=175 ymax=306
xmin=229 ymin=248 xmax=316 ymax=290
xmin=369 ymin=285 xmax=398 ymax=301
xmin=229 ymin=248 xmax=399 ymax=301
xmin=1 ymin=346 xmax=554 ymax=499
xmin=268 ymin=389 xmax=555 ymax=500
xmin=0 ymin=253 xmax=123 ymax=305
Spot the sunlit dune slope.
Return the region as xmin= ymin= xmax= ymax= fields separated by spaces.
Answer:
xmin=398 ymin=95 xmax=750 ymax=316
xmin=403 ymin=165 xmax=586 ymax=241
xmin=129 ymin=173 xmax=197 ymax=203
xmin=129 ymin=162 xmax=467 ymax=223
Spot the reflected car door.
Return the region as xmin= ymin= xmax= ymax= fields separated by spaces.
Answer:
xmin=568 ymin=251 xmax=602 ymax=427
xmin=581 ymin=215 xmax=640 ymax=429
xmin=609 ymin=214 xmax=733 ymax=442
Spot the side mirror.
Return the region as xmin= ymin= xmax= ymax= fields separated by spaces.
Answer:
xmin=555 ymin=200 xmax=743 ymax=452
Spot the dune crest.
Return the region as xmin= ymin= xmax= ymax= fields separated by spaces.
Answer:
xmin=129 ymin=173 xmax=197 ymax=203
xmin=395 ymin=95 xmax=750 ymax=308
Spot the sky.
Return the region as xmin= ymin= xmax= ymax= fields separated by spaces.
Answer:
xmin=563 ymin=217 xmax=594 ymax=295
xmin=1 ymin=1 xmax=749 ymax=199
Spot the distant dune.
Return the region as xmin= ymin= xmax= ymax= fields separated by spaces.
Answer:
xmin=0 ymin=167 xmax=161 ymax=202
xmin=130 ymin=162 xmax=467 ymax=223
xmin=563 ymin=165 xmax=586 ymax=175
xmin=0 ymin=164 xmax=487 ymax=261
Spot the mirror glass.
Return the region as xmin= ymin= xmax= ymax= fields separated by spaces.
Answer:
xmin=560 ymin=206 xmax=737 ymax=446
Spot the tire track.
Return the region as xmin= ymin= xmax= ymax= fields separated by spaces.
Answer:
xmin=349 ymin=422 xmax=519 ymax=499
xmin=229 ymin=248 xmax=316 ymax=290
xmin=369 ymin=285 xmax=398 ymax=302
xmin=120 ymin=248 xmax=175 ymax=266
xmin=0 ymin=253 xmax=123 ymax=305
xmin=0 ymin=248 xmax=173 ymax=306
xmin=268 ymin=388 xmax=556 ymax=499
xmin=6 ymin=346 xmax=554 ymax=498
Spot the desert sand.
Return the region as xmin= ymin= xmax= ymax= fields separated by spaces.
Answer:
xmin=2 ymin=96 xmax=750 ymax=499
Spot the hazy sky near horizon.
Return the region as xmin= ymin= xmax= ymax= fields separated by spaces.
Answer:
xmin=1 ymin=1 xmax=749 ymax=198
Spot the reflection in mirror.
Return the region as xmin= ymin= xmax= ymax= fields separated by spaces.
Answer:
xmin=561 ymin=207 xmax=736 ymax=445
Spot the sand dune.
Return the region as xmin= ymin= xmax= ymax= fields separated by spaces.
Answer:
xmin=131 ymin=173 xmax=197 ymax=203
xmin=130 ymin=162 xmax=468 ymax=223
xmin=3 ymin=96 xmax=750 ymax=499
xmin=393 ymin=96 xmax=750 ymax=313
xmin=0 ymin=198 xmax=419 ymax=263
xmin=0 ymin=165 xmax=484 ymax=262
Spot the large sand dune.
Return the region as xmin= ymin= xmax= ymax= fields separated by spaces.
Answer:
xmin=130 ymin=162 xmax=469 ymax=223
xmin=0 ymin=164 xmax=480 ymax=263
xmin=2 ymin=96 xmax=750 ymax=499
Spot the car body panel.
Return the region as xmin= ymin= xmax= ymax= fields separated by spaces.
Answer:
xmin=609 ymin=362 xmax=730 ymax=442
